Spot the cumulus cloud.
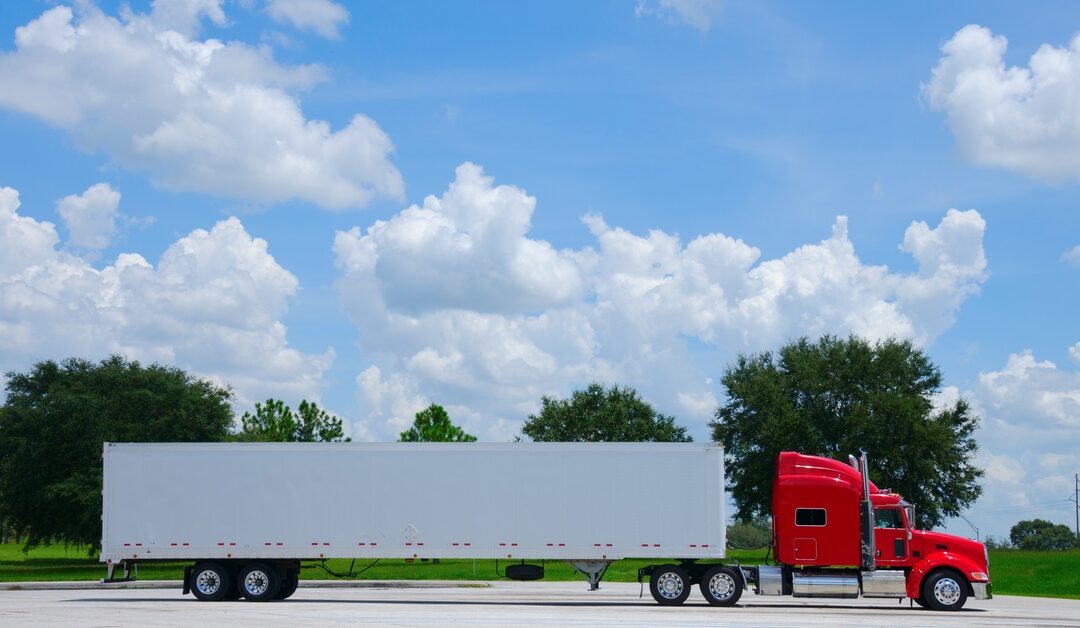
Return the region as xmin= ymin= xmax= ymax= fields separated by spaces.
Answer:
xmin=635 ymin=0 xmax=724 ymax=33
xmin=0 ymin=4 xmax=402 ymax=209
xmin=55 ymin=183 xmax=121 ymax=251
xmin=957 ymin=346 xmax=1080 ymax=533
xmin=978 ymin=351 xmax=1080 ymax=429
xmin=265 ymin=0 xmax=349 ymax=39
xmin=0 ymin=185 xmax=331 ymax=409
xmin=334 ymin=163 xmax=989 ymax=440
xmin=925 ymin=24 xmax=1080 ymax=181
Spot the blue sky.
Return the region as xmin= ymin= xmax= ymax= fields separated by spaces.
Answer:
xmin=1 ymin=0 xmax=1078 ymax=539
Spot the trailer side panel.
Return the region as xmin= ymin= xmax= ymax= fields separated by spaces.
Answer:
xmin=101 ymin=442 xmax=724 ymax=563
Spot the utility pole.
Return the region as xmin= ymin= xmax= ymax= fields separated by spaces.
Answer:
xmin=1075 ymin=473 xmax=1079 ymax=541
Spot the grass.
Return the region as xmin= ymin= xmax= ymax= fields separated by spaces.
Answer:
xmin=1 ymin=543 xmax=1077 ymax=599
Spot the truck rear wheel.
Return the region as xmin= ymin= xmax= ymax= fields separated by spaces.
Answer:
xmin=649 ymin=564 xmax=691 ymax=606
xmin=275 ymin=569 xmax=299 ymax=600
xmin=921 ymin=570 xmax=967 ymax=611
xmin=237 ymin=562 xmax=281 ymax=602
xmin=191 ymin=562 xmax=231 ymax=602
xmin=699 ymin=565 xmax=742 ymax=606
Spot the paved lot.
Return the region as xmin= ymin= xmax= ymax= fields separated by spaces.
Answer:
xmin=1 ymin=581 xmax=1077 ymax=627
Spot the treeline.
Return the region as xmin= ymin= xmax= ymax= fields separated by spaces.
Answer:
xmin=2 ymin=335 xmax=999 ymax=552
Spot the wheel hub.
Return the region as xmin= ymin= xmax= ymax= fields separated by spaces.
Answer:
xmin=657 ymin=572 xmax=684 ymax=599
xmin=195 ymin=570 xmax=220 ymax=595
xmin=933 ymin=577 xmax=961 ymax=606
xmin=245 ymin=570 xmax=270 ymax=596
xmin=709 ymin=572 xmax=736 ymax=600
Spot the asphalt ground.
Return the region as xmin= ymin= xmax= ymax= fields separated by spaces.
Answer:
xmin=1 ymin=581 xmax=1077 ymax=627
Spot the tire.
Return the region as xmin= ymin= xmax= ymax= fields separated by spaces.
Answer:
xmin=190 ymin=562 xmax=231 ymax=602
xmin=699 ymin=565 xmax=742 ymax=606
xmin=275 ymin=570 xmax=299 ymax=600
xmin=913 ymin=596 xmax=930 ymax=609
xmin=920 ymin=570 xmax=968 ymax=611
xmin=237 ymin=562 xmax=281 ymax=602
xmin=649 ymin=564 xmax=692 ymax=606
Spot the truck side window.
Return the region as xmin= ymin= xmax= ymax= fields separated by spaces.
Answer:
xmin=874 ymin=507 xmax=903 ymax=528
xmin=795 ymin=508 xmax=826 ymax=526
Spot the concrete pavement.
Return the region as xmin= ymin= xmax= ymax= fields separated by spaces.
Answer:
xmin=1 ymin=581 xmax=1077 ymax=627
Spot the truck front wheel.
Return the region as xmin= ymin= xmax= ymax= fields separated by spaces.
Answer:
xmin=649 ymin=564 xmax=691 ymax=605
xmin=699 ymin=565 xmax=742 ymax=606
xmin=921 ymin=570 xmax=968 ymax=611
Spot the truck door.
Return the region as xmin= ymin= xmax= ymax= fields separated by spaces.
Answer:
xmin=872 ymin=507 xmax=909 ymax=566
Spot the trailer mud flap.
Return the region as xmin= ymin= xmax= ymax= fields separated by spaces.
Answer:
xmin=182 ymin=566 xmax=192 ymax=595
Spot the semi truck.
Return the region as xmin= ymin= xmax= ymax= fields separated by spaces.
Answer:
xmin=100 ymin=442 xmax=990 ymax=611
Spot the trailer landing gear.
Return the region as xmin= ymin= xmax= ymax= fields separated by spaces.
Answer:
xmin=568 ymin=560 xmax=612 ymax=590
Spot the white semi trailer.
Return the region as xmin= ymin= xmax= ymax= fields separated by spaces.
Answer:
xmin=101 ymin=442 xmax=729 ymax=603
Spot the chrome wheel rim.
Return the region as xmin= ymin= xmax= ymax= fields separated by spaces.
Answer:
xmin=244 ymin=569 xmax=271 ymax=596
xmin=933 ymin=576 xmax=961 ymax=606
xmin=656 ymin=571 xmax=684 ymax=599
xmin=708 ymin=572 xmax=736 ymax=601
xmin=195 ymin=569 xmax=221 ymax=596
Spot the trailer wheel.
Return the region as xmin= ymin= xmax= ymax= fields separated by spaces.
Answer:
xmin=190 ymin=562 xmax=231 ymax=602
xmin=921 ymin=570 xmax=967 ymax=611
xmin=275 ymin=569 xmax=299 ymax=600
xmin=237 ymin=562 xmax=281 ymax=602
xmin=699 ymin=565 xmax=742 ymax=606
xmin=649 ymin=564 xmax=691 ymax=605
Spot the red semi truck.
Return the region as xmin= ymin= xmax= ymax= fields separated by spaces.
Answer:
xmin=641 ymin=451 xmax=991 ymax=611
xmin=101 ymin=443 xmax=989 ymax=611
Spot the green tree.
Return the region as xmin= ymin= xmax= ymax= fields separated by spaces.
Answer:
xmin=1009 ymin=519 xmax=1078 ymax=551
xmin=727 ymin=516 xmax=772 ymax=550
xmin=237 ymin=398 xmax=349 ymax=442
xmin=0 ymin=356 xmax=233 ymax=551
xmin=711 ymin=335 xmax=981 ymax=529
xmin=399 ymin=404 xmax=476 ymax=442
xmin=521 ymin=383 xmax=692 ymax=442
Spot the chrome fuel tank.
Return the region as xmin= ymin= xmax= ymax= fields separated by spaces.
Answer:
xmin=791 ymin=572 xmax=860 ymax=599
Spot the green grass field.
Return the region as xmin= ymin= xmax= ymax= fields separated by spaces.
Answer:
xmin=1 ymin=544 xmax=1076 ymax=599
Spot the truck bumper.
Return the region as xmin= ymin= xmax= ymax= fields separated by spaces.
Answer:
xmin=971 ymin=582 xmax=992 ymax=600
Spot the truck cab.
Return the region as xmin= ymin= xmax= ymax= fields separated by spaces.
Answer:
xmin=768 ymin=451 xmax=991 ymax=610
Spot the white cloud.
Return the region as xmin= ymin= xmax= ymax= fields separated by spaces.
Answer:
xmin=265 ymin=0 xmax=349 ymax=39
xmin=925 ymin=24 xmax=1080 ymax=181
xmin=0 ymin=185 xmax=331 ymax=409
xmin=0 ymin=5 xmax=402 ymax=209
xmin=1070 ymin=341 xmax=1080 ymax=365
xmin=953 ymin=346 xmax=1080 ymax=535
xmin=1063 ymin=244 xmax=1080 ymax=265
xmin=334 ymin=163 xmax=989 ymax=440
xmin=148 ymin=0 xmax=227 ymax=37
xmin=635 ymin=0 xmax=724 ymax=33
xmin=55 ymin=183 xmax=121 ymax=250
xmin=978 ymin=351 xmax=1080 ymax=429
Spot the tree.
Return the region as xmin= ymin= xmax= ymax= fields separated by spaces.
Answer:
xmin=399 ymin=404 xmax=476 ymax=442
xmin=521 ymin=383 xmax=692 ymax=442
xmin=727 ymin=516 xmax=772 ymax=550
xmin=1009 ymin=519 xmax=1078 ymax=551
xmin=711 ymin=335 xmax=981 ymax=529
xmin=0 ymin=356 xmax=233 ymax=551
xmin=237 ymin=399 xmax=349 ymax=442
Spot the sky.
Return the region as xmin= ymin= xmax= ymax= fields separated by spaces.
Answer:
xmin=0 ymin=0 xmax=1078 ymax=540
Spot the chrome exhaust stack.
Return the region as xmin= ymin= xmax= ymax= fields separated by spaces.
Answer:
xmin=858 ymin=451 xmax=876 ymax=570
